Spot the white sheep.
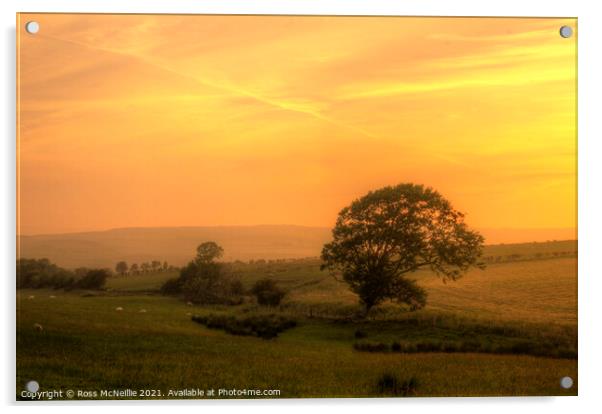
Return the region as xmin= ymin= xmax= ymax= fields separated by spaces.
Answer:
xmin=186 ymin=301 xmax=193 ymax=306
xmin=115 ymin=307 xmax=123 ymax=311
xmin=49 ymin=295 xmax=56 ymax=299
xmin=139 ymin=309 xmax=147 ymax=313
xmin=33 ymin=323 xmax=43 ymax=332
xmin=27 ymin=295 xmax=35 ymax=300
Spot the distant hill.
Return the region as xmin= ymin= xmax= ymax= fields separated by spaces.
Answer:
xmin=18 ymin=225 xmax=333 ymax=269
xmin=18 ymin=225 xmax=577 ymax=269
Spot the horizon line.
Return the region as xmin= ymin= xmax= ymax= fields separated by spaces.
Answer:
xmin=18 ymin=223 xmax=577 ymax=239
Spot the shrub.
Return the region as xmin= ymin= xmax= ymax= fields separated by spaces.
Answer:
xmin=442 ymin=342 xmax=459 ymax=353
xmin=250 ymin=278 xmax=286 ymax=306
xmin=192 ymin=313 xmax=297 ymax=339
xmin=161 ymin=258 xmax=243 ymax=305
xmin=376 ymin=373 xmax=418 ymax=396
xmin=354 ymin=329 xmax=367 ymax=339
xmin=160 ymin=277 xmax=183 ymax=295
xmin=75 ymin=269 xmax=110 ymax=290
xmin=353 ymin=342 xmax=389 ymax=352
xmin=229 ymin=278 xmax=245 ymax=296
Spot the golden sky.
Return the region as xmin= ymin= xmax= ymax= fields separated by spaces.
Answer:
xmin=17 ymin=14 xmax=577 ymax=241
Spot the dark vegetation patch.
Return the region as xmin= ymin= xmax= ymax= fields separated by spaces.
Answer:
xmin=354 ymin=338 xmax=576 ymax=359
xmin=347 ymin=314 xmax=577 ymax=359
xmin=354 ymin=342 xmax=389 ymax=352
xmin=354 ymin=329 xmax=367 ymax=339
xmin=250 ymin=278 xmax=286 ymax=306
xmin=376 ymin=373 xmax=419 ymax=396
xmin=191 ymin=313 xmax=297 ymax=339
xmin=17 ymin=258 xmax=109 ymax=290
xmin=160 ymin=261 xmax=243 ymax=305
xmin=161 ymin=243 xmax=287 ymax=307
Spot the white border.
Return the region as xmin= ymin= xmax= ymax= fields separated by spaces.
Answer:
xmin=2 ymin=1 xmax=601 ymax=413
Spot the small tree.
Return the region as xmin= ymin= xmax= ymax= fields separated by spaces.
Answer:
xmin=321 ymin=183 xmax=484 ymax=313
xmin=251 ymin=278 xmax=286 ymax=306
xmin=196 ymin=241 xmax=224 ymax=264
xmin=162 ymin=261 xmax=169 ymax=272
xmin=141 ymin=262 xmax=150 ymax=274
xmin=130 ymin=263 xmax=139 ymax=275
xmin=151 ymin=260 xmax=161 ymax=272
xmin=115 ymin=261 xmax=128 ymax=276
xmin=161 ymin=242 xmax=241 ymax=305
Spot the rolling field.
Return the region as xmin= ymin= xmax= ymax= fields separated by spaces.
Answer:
xmin=17 ymin=241 xmax=578 ymax=398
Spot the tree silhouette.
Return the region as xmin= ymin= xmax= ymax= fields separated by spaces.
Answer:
xmin=195 ymin=241 xmax=224 ymax=264
xmin=115 ymin=261 xmax=128 ymax=276
xmin=321 ymin=183 xmax=484 ymax=313
xmin=151 ymin=260 xmax=161 ymax=272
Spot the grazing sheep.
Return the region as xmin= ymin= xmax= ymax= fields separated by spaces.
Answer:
xmin=115 ymin=307 xmax=123 ymax=311
xmin=186 ymin=312 xmax=192 ymax=316
xmin=139 ymin=309 xmax=147 ymax=313
xmin=186 ymin=301 xmax=193 ymax=306
xmin=27 ymin=295 xmax=35 ymax=300
xmin=33 ymin=323 xmax=43 ymax=332
xmin=49 ymin=295 xmax=56 ymax=299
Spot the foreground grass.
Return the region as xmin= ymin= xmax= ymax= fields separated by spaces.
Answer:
xmin=17 ymin=290 xmax=576 ymax=398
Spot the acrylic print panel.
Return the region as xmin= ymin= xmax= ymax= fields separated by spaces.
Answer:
xmin=16 ymin=13 xmax=577 ymax=400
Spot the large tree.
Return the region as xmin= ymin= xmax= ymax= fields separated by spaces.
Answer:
xmin=321 ymin=183 xmax=484 ymax=313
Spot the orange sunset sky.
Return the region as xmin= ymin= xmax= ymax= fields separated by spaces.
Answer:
xmin=17 ymin=14 xmax=577 ymax=242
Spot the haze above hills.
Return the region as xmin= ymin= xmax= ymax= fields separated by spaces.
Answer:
xmin=18 ymin=225 xmax=577 ymax=269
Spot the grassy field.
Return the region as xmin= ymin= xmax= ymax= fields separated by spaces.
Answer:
xmin=17 ymin=241 xmax=578 ymax=399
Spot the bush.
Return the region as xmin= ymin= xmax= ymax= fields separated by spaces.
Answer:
xmin=75 ymin=269 xmax=109 ymax=290
xmin=376 ymin=373 xmax=418 ymax=396
xmin=353 ymin=342 xmax=389 ymax=352
xmin=229 ymin=278 xmax=245 ymax=296
xmin=250 ymin=278 xmax=286 ymax=306
xmin=161 ymin=259 xmax=243 ymax=305
xmin=160 ymin=277 xmax=183 ymax=295
xmin=192 ymin=313 xmax=297 ymax=339
xmin=354 ymin=329 xmax=367 ymax=339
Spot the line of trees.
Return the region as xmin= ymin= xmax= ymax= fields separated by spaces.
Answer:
xmin=481 ymin=250 xmax=577 ymax=263
xmin=17 ymin=258 xmax=110 ymax=290
xmin=115 ymin=260 xmax=174 ymax=276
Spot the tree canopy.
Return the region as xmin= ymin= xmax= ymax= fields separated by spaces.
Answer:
xmin=115 ymin=261 xmax=128 ymax=275
xmin=195 ymin=241 xmax=224 ymax=264
xmin=321 ymin=183 xmax=484 ymax=312
xmin=161 ymin=242 xmax=242 ymax=305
